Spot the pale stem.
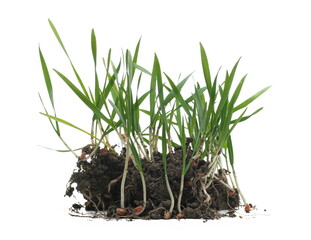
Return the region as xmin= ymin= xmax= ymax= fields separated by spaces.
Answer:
xmin=224 ymin=154 xmax=236 ymax=189
xmin=149 ymin=127 xmax=154 ymax=162
xmin=232 ymin=165 xmax=248 ymax=206
xmin=138 ymin=133 xmax=150 ymax=162
xmin=192 ymin=136 xmax=205 ymax=162
xmin=177 ymin=174 xmax=185 ymax=213
xmin=165 ymin=173 xmax=175 ymax=213
xmin=138 ymin=171 xmax=147 ymax=214
xmin=153 ymin=124 xmax=161 ymax=152
xmin=59 ymin=135 xmax=79 ymax=158
xmin=120 ymin=141 xmax=130 ymax=209
xmin=200 ymin=179 xmax=211 ymax=203
xmin=85 ymin=132 xmax=106 ymax=161
xmin=133 ymin=134 xmax=144 ymax=159
xmin=125 ymin=136 xmax=147 ymax=215
xmin=213 ymin=176 xmax=235 ymax=192
xmin=167 ymin=130 xmax=173 ymax=154
xmin=91 ymin=120 xmax=95 ymax=146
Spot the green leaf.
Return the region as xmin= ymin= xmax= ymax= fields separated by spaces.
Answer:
xmin=219 ymin=108 xmax=247 ymax=148
xmin=133 ymin=63 xmax=151 ymax=75
xmin=129 ymin=139 xmax=143 ymax=172
xmin=48 ymin=19 xmax=89 ymax=99
xmin=91 ymin=29 xmax=100 ymax=105
xmin=39 ymin=48 xmax=54 ymax=110
xmin=91 ymin=29 xmax=97 ymax=66
xmin=230 ymin=74 xmax=247 ymax=107
xmin=40 ymin=112 xmax=95 ymax=138
xmin=234 ymin=86 xmax=271 ymax=112
xmin=231 ymin=107 xmax=263 ymax=123
xmin=214 ymin=58 xmax=240 ymax=122
xmin=54 ymin=69 xmax=113 ymax=125
xmin=164 ymin=73 xmax=191 ymax=117
xmin=38 ymin=145 xmax=82 ymax=153
xmin=227 ymin=135 xmax=234 ymax=166
xmin=164 ymin=73 xmax=193 ymax=106
xmin=200 ymin=43 xmax=212 ymax=96
xmin=48 ymin=19 xmax=68 ymax=56
xmin=38 ymin=93 xmax=59 ymax=135
xmin=132 ymin=37 xmax=141 ymax=77
xmin=109 ymin=99 xmax=126 ymax=127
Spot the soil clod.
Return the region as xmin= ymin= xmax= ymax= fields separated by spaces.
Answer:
xmin=65 ymin=146 xmax=240 ymax=220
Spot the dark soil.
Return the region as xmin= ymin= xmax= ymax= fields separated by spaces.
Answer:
xmin=65 ymin=144 xmax=239 ymax=220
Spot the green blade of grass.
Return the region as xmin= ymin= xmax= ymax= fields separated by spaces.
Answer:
xmin=150 ymin=57 xmax=157 ymax=126
xmin=133 ymin=63 xmax=152 ymax=75
xmin=38 ymin=145 xmax=82 ymax=153
xmin=164 ymin=73 xmax=193 ymax=106
xmin=40 ymin=112 xmax=95 ymax=138
xmin=91 ymin=29 xmax=97 ymax=66
xmin=219 ymin=108 xmax=247 ymax=148
xmin=108 ymin=100 xmax=126 ymax=127
xmin=129 ymin=139 xmax=143 ymax=172
xmin=220 ymin=74 xmax=247 ymax=137
xmin=48 ymin=19 xmax=68 ymax=56
xmin=231 ymin=107 xmax=263 ymax=123
xmin=48 ymin=19 xmax=89 ymax=99
xmin=215 ymin=58 xmax=241 ymax=121
xmin=91 ymin=29 xmax=100 ymax=105
xmin=39 ymin=47 xmax=60 ymax=134
xmin=234 ymin=86 xmax=271 ymax=112
xmin=200 ymin=43 xmax=212 ymax=96
xmin=54 ymin=69 xmax=113 ymax=125
xmin=39 ymin=48 xmax=54 ymax=109
xmin=132 ymin=38 xmax=141 ymax=77
xmin=164 ymin=73 xmax=191 ymax=117
xmin=154 ymin=54 xmax=168 ymax=161
xmin=38 ymin=93 xmax=59 ymax=135
xmin=227 ymin=135 xmax=234 ymax=166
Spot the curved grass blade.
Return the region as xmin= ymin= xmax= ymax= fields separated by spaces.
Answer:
xmin=200 ymin=43 xmax=212 ymax=96
xmin=132 ymin=38 xmax=141 ymax=77
xmin=227 ymin=135 xmax=234 ymax=166
xmin=54 ymin=69 xmax=113 ymax=125
xmin=48 ymin=19 xmax=89 ymax=99
xmin=40 ymin=112 xmax=95 ymax=137
xmin=38 ymin=145 xmax=82 ymax=153
xmin=39 ymin=48 xmax=54 ymax=109
xmin=164 ymin=73 xmax=191 ymax=117
xmin=38 ymin=93 xmax=59 ymax=135
xmin=133 ymin=63 xmax=151 ymax=75
xmin=234 ymin=86 xmax=271 ymax=112
xmin=231 ymin=107 xmax=263 ymax=124
xmin=91 ymin=29 xmax=100 ymax=104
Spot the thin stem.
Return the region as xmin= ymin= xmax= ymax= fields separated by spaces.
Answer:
xmin=224 ymin=151 xmax=236 ymax=189
xmin=177 ymin=174 xmax=185 ymax=213
xmin=167 ymin=130 xmax=173 ymax=154
xmin=149 ymin=127 xmax=154 ymax=161
xmin=192 ymin=136 xmax=205 ymax=162
xmin=133 ymin=134 xmax=144 ymax=159
xmin=165 ymin=174 xmax=175 ymax=213
xmin=59 ymin=135 xmax=79 ymax=158
xmin=136 ymin=171 xmax=147 ymax=215
xmin=85 ymin=132 xmax=106 ymax=161
xmin=91 ymin=120 xmax=95 ymax=146
xmin=153 ymin=123 xmax=161 ymax=152
xmin=214 ymin=176 xmax=235 ymax=192
xmin=137 ymin=133 xmax=150 ymax=161
xmin=232 ymin=165 xmax=248 ymax=206
xmin=120 ymin=140 xmax=130 ymax=209
xmin=200 ymin=179 xmax=211 ymax=203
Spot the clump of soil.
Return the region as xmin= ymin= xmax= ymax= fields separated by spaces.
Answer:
xmin=65 ymin=144 xmax=239 ymax=220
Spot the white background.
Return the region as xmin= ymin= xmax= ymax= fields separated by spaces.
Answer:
xmin=1 ymin=0 xmax=310 ymax=239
